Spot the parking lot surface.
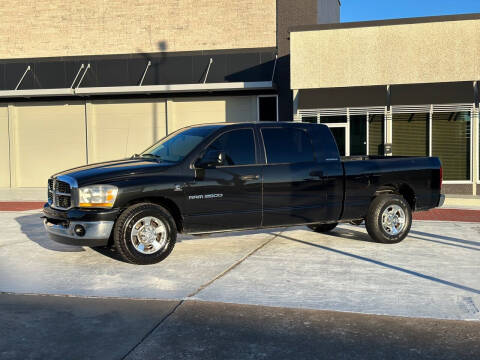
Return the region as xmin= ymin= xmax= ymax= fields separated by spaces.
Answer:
xmin=1 ymin=210 xmax=479 ymax=321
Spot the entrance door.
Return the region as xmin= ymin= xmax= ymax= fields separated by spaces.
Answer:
xmin=328 ymin=125 xmax=348 ymax=156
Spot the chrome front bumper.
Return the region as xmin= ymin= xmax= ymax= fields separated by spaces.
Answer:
xmin=44 ymin=219 xmax=114 ymax=247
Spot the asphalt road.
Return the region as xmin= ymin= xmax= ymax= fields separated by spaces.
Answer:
xmin=1 ymin=293 xmax=480 ymax=360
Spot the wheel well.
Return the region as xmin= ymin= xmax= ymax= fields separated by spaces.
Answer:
xmin=373 ymin=184 xmax=416 ymax=210
xmin=123 ymin=197 xmax=183 ymax=232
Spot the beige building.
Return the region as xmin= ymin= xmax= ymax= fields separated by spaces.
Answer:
xmin=5 ymin=3 xmax=476 ymax=195
xmin=0 ymin=96 xmax=257 ymax=187
xmin=0 ymin=0 xmax=340 ymax=188
xmin=290 ymin=14 xmax=480 ymax=195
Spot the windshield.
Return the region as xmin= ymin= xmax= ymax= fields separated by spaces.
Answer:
xmin=140 ymin=125 xmax=220 ymax=163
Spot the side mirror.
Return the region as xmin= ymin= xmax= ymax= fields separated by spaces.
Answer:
xmin=196 ymin=150 xmax=226 ymax=168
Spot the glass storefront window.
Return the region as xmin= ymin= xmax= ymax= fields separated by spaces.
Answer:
xmin=301 ymin=116 xmax=317 ymax=124
xmin=432 ymin=111 xmax=471 ymax=181
xmin=368 ymin=114 xmax=384 ymax=156
xmin=350 ymin=115 xmax=367 ymax=156
xmin=320 ymin=115 xmax=347 ymax=124
xmin=392 ymin=113 xmax=429 ymax=156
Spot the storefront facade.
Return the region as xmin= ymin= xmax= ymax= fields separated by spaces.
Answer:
xmin=291 ymin=14 xmax=480 ymax=195
xmin=0 ymin=0 xmax=340 ymax=188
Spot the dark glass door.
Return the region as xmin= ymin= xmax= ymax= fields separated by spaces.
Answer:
xmin=350 ymin=115 xmax=367 ymax=155
xmin=330 ymin=127 xmax=346 ymax=156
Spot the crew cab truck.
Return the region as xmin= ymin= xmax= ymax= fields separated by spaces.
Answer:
xmin=43 ymin=122 xmax=444 ymax=265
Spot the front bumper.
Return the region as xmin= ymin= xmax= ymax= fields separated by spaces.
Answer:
xmin=44 ymin=219 xmax=114 ymax=247
xmin=43 ymin=203 xmax=119 ymax=247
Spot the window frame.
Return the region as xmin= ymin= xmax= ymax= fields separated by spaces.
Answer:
xmin=298 ymin=104 xmax=475 ymax=184
xmin=257 ymin=95 xmax=279 ymax=122
xmin=431 ymin=108 xmax=473 ymax=184
xmin=260 ymin=126 xmax=317 ymax=165
xmin=194 ymin=127 xmax=258 ymax=168
xmin=477 ymin=107 xmax=480 ymax=185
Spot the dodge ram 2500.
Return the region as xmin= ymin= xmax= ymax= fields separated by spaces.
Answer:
xmin=43 ymin=122 xmax=444 ymax=264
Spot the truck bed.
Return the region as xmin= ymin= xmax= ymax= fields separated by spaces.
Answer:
xmin=339 ymin=155 xmax=442 ymax=220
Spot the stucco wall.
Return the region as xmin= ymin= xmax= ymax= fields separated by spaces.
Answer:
xmin=87 ymin=100 xmax=167 ymax=164
xmin=0 ymin=96 xmax=259 ymax=187
xmin=11 ymin=103 xmax=87 ymax=187
xmin=169 ymin=96 xmax=257 ymax=132
xmin=0 ymin=106 xmax=9 ymax=187
xmin=291 ymin=18 xmax=480 ymax=89
xmin=0 ymin=0 xmax=276 ymax=59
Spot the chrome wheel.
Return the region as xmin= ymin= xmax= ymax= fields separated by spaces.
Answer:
xmin=381 ymin=204 xmax=406 ymax=236
xmin=130 ymin=216 xmax=167 ymax=254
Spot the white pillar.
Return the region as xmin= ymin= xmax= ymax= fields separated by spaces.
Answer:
xmin=165 ymin=99 xmax=173 ymax=134
xmin=292 ymin=89 xmax=301 ymax=122
xmin=472 ymin=105 xmax=479 ymax=196
xmin=85 ymin=101 xmax=94 ymax=164
xmin=7 ymin=104 xmax=15 ymax=188
xmin=385 ymin=106 xmax=393 ymax=156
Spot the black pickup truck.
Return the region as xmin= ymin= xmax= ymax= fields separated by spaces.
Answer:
xmin=43 ymin=122 xmax=444 ymax=264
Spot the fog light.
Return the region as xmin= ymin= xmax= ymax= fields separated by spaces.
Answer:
xmin=74 ymin=225 xmax=86 ymax=237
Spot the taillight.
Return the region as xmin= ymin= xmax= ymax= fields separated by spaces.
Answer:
xmin=439 ymin=167 xmax=443 ymax=190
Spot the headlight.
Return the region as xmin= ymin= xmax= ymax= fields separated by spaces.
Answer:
xmin=78 ymin=185 xmax=118 ymax=208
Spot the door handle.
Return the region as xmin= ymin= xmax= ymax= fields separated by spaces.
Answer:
xmin=240 ymin=174 xmax=260 ymax=181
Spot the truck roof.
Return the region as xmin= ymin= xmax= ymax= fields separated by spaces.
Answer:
xmin=182 ymin=121 xmax=325 ymax=129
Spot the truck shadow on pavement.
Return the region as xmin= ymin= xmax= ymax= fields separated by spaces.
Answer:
xmin=14 ymin=211 xmax=281 ymax=262
xmin=15 ymin=213 xmax=85 ymax=253
xmin=93 ymin=228 xmax=281 ymax=263
xmin=328 ymin=225 xmax=480 ymax=251
xmin=276 ymin=232 xmax=480 ymax=295
xmin=410 ymin=229 xmax=480 ymax=247
xmin=324 ymin=226 xmax=376 ymax=243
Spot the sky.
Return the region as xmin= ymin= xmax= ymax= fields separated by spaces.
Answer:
xmin=340 ymin=0 xmax=480 ymax=22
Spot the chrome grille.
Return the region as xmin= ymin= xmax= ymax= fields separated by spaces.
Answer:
xmin=56 ymin=181 xmax=71 ymax=194
xmin=48 ymin=176 xmax=74 ymax=209
xmin=48 ymin=179 xmax=54 ymax=203
xmin=56 ymin=195 xmax=71 ymax=208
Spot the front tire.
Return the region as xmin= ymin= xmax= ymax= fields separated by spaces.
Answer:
xmin=308 ymin=223 xmax=338 ymax=233
xmin=113 ymin=203 xmax=176 ymax=265
xmin=365 ymin=194 xmax=412 ymax=244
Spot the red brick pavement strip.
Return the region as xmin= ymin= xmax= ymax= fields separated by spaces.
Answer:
xmin=0 ymin=202 xmax=479 ymax=223
xmin=0 ymin=202 xmax=45 ymax=211
xmin=413 ymin=208 xmax=480 ymax=223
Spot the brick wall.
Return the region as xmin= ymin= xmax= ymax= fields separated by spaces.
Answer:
xmin=0 ymin=0 xmax=276 ymax=59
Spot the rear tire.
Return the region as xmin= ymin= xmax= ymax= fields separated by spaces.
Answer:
xmin=308 ymin=223 xmax=338 ymax=233
xmin=113 ymin=203 xmax=176 ymax=265
xmin=365 ymin=194 xmax=411 ymax=244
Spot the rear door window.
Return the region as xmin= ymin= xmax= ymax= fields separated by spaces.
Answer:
xmin=261 ymin=128 xmax=315 ymax=164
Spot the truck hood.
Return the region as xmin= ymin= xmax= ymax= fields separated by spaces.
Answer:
xmin=53 ymin=158 xmax=174 ymax=186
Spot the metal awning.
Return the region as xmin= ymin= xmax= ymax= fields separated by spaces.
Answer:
xmin=0 ymin=88 xmax=75 ymax=98
xmin=0 ymin=81 xmax=275 ymax=99
xmin=75 ymin=81 xmax=274 ymax=95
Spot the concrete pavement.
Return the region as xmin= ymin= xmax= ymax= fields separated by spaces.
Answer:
xmin=1 ymin=208 xmax=480 ymax=359
xmin=1 ymin=210 xmax=479 ymax=320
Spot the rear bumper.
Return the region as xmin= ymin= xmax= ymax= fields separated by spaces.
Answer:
xmin=438 ymin=194 xmax=445 ymax=208
xmin=43 ymin=219 xmax=113 ymax=247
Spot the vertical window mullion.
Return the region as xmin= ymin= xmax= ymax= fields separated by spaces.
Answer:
xmin=428 ymin=104 xmax=433 ymax=156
